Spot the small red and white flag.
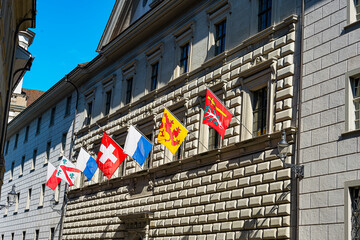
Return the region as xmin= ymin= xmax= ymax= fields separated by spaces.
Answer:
xmin=96 ymin=132 xmax=127 ymax=179
xmin=46 ymin=162 xmax=61 ymax=191
xmin=57 ymin=157 xmax=81 ymax=186
xmin=203 ymin=88 xmax=233 ymax=138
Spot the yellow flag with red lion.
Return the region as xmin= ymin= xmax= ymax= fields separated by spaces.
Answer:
xmin=157 ymin=108 xmax=188 ymax=155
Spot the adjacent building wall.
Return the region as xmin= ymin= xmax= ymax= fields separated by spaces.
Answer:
xmin=0 ymin=81 xmax=76 ymax=240
xmin=300 ymin=0 xmax=360 ymax=239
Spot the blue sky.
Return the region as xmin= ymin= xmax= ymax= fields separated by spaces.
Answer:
xmin=23 ymin=1 xmax=116 ymax=91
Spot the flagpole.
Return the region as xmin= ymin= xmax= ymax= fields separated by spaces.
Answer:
xmin=58 ymin=76 xmax=79 ymax=240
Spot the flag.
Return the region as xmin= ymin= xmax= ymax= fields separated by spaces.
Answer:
xmin=96 ymin=132 xmax=127 ymax=179
xmin=57 ymin=157 xmax=81 ymax=186
xmin=46 ymin=162 xmax=61 ymax=191
xmin=157 ymin=108 xmax=188 ymax=155
xmin=203 ymin=88 xmax=233 ymax=138
xmin=123 ymin=125 xmax=153 ymax=168
xmin=76 ymin=148 xmax=98 ymax=181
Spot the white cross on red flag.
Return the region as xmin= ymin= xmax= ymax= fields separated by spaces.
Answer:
xmin=96 ymin=132 xmax=127 ymax=179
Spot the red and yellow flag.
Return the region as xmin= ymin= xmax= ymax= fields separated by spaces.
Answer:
xmin=203 ymin=88 xmax=233 ymax=138
xmin=157 ymin=108 xmax=188 ymax=155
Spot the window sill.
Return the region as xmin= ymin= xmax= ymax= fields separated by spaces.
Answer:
xmin=43 ymin=162 xmax=48 ymax=167
xmin=37 ymin=205 xmax=43 ymax=209
xmin=30 ymin=168 xmax=35 ymax=173
xmin=344 ymin=20 xmax=360 ymax=32
xmin=341 ymin=128 xmax=360 ymax=138
xmin=24 ymin=209 xmax=29 ymax=212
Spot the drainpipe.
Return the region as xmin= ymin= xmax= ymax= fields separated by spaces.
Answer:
xmin=0 ymin=2 xmax=36 ymax=198
xmin=58 ymin=75 xmax=79 ymax=240
xmin=295 ymin=0 xmax=305 ymax=239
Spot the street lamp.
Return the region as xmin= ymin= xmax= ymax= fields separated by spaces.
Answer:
xmin=0 ymin=184 xmax=18 ymax=209
xmin=277 ymin=130 xmax=304 ymax=178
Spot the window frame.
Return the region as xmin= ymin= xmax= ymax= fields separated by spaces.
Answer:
xmin=258 ymin=0 xmax=272 ymax=32
xmin=45 ymin=141 xmax=51 ymax=164
xmin=24 ymin=125 xmax=29 ymax=142
xmin=61 ymin=133 xmax=67 ymax=157
xmin=240 ymin=68 xmax=275 ymax=141
xmin=25 ymin=188 xmax=31 ymax=211
xmin=83 ymin=88 xmax=96 ymax=127
xmin=125 ymin=77 xmax=133 ymax=105
xmin=36 ymin=116 xmax=42 ymax=135
xmin=49 ymin=107 xmax=56 ymax=127
xmin=20 ymin=155 xmax=25 ymax=177
xmin=345 ymin=180 xmax=360 ymax=239
xmin=101 ymin=74 xmax=115 ymax=117
xmin=31 ymin=149 xmax=37 ymax=171
xmin=346 ymin=69 xmax=360 ymax=132
xmin=206 ymin=1 xmax=230 ymax=59
xmin=215 ymin=20 xmax=226 ymax=56
xmin=150 ymin=62 xmax=159 ymax=91
xmin=145 ymin=42 xmax=163 ymax=93
xmin=39 ymin=184 xmax=45 ymax=207
xmin=347 ymin=0 xmax=360 ymax=25
xmin=172 ymin=22 xmax=194 ymax=78
xmin=14 ymin=133 xmax=18 ymax=149
xmin=64 ymin=95 xmax=72 ymax=117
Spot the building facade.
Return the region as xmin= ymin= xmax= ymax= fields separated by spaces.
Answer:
xmin=61 ymin=0 xmax=302 ymax=239
xmin=299 ymin=0 xmax=360 ymax=239
xmin=0 ymin=79 xmax=77 ymax=239
xmin=0 ymin=0 xmax=36 ymax=200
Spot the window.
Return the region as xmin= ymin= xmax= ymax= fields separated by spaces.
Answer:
xmin=61 ymin=133 xmax=67 ymax=156
xmin=22 ymin=231 xmax=26 ymax=240
xmin=126 ymin=78 xmax=133 ymax=104
xmin=20 ymin=155 xmax=25 ymax=176
xmin=86 ymin=101 xmax=93 ymax=126
xmin=45 ymin=141 xmax=51 ymax=164
xmin=145 ymin=43 xmax=163 ymax=93
xmin=180 ymin=43 xmax=189 ymax=74
xmin=10 ymin=161 xmax=14 ymax=181
xmin=54 ymin=184 xmax=60 ymax=203
xmin=31 ymin=149 xmax=37 ymax=170
xmin=208 ymin=128 xmax=220 ymax=150
xmin=49 ymin=107 xmax=56 ymax=126
xmin=14 ymin=133 xmax=18 ymax=149
xmin=345 ymin=71 xmax=360 ymax=132
xmin=35 ymin=230 xmax=39 ymax=240
xmin=105 ymin=90 xmax=112 ymax=115
xmin=252 ymin=87 xmax=268 ymax=136
xmin=215 ymin=20 xmax=226 ymax=55
xmin=36 ymin=116 xmax=42 ymax=135
xmin=65 ymin=95 xmax=72 ymax=117
xmin=150 ymin=62 xmax=159 ymax=91
xmin=49 ymin=228 xmax=55 ymax=240
xmin=25 ymin=188 xmax=31 ymax=211
xmin=11 ymin=233 xmax=14 ymax=240
xmin=352 ymin=77 xmax=360 ymax=129
xmin=14 ymin=193 xmax=20 ymax=213
xmin=258 ymin=0 xmax=272 ymax=31
xmin=5 ymin=140 xmax=9 ymax=155
xmin=173 ymin=22 xmax=193 ymax=77
xmin=345 ymin=181 xmax=360 ymax=239
xmin=348 ymin=0 xmax=360 ymax=24
xmin=24 ymin=125 xmax=29 ymax=142
xmin=39 ymin=184 xmax=45 ymax=207
xmin=144 ymin=133 xmax=153 ymax=169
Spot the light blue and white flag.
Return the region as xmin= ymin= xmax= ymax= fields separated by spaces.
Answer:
xmin=76 ymin=147 xmax=98 ymax=181
xmin=123 ymin=125 xmax=153 ymax=168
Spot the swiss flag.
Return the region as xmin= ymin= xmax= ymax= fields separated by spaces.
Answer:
xmin=203 ymin=88 xmax=233 ymax=138
xmin=46 ymin=162 xmax=61 ymax=191
xmin=96 ymin=132 xmax=127 ymax=179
